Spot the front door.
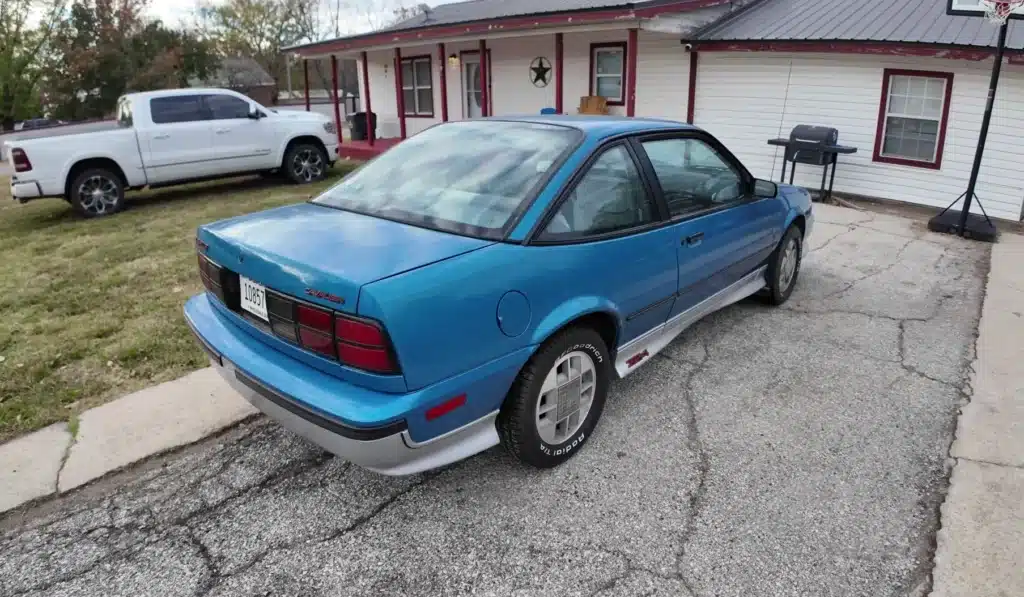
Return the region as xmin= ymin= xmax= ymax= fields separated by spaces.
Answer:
xmin=462 ymin=53 xmax=491 ymax=118
xmin=203 ymin=94 xmax=275 ymax=172
xmin=633 ymin=134 xmax=769 ymax=319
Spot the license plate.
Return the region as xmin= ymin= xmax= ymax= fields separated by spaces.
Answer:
xmin=240 ymin=276 xmax=268 ymax=321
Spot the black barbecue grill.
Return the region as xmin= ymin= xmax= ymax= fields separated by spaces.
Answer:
xmin=767 ymin=125 xmax=857 ymax=201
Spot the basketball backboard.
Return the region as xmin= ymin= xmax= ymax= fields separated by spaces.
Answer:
xmin=947 ymin=0 xmax=1024 ymax=19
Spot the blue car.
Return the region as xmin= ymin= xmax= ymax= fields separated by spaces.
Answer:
xmin=184 ymin=116 xmax=812 ymax=475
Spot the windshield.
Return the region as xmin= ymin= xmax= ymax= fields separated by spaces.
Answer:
xmin=313 ymin=120 xmax=581 ymax=238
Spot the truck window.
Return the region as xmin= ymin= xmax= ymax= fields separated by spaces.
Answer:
xmin=151 ymin=95 xmax=208 ymax=124
xmin=205 ymin=95 xmax=251 ymax=120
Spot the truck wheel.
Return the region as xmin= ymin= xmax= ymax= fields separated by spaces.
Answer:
xmin=284 ymin=143 xmax=328 ymax=184
xmin=498 ymin=327 xmax=611 ymax=469
xmin=69 ymin=169 xmax=125 ymax=218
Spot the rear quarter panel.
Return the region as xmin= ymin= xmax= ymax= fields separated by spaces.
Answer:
xmin=358 ymin=229 xmax=677 ymax=394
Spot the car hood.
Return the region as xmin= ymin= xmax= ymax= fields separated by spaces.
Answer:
xmin=198 ymin=202 xmax=493 ymax=313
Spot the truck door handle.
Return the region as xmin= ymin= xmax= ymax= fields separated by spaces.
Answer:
xmin=153 ymin=133 xmax=170 ymax=140
xmin=683 ymin=232 xmax=704 ymax=246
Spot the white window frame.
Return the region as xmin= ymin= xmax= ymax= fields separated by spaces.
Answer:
xmin=875 ymin=70 xmax=952 ymax=167
xmin=401 ymin=56 xmax=433 ymax=117
xmin=590 ymin=44 xmax=626 ymax=105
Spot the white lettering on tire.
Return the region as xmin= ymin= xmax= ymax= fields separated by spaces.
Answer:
xmin=563 ymin=343 xmax=602 ymax=363
xmin=539 ymin=431 xmax=586 ymax=457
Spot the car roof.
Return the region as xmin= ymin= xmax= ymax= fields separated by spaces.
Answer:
xmin=480 ymin=115 xmax=696 ymax=138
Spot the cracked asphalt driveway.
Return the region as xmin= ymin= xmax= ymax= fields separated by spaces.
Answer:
xmin=0 ymin=204 xmax=989 ymax=597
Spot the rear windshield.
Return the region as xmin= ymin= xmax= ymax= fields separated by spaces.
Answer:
xmin=312 ymin=120 xmax=581 ymax=239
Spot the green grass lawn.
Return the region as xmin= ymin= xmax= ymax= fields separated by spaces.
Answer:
xmin=0 ymin=166 xmax=357 ymax=441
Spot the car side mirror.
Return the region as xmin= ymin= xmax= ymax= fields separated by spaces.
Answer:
xmin=247 ymin=106 xmax=262 ymax=120
xmin=753 ymin=179 xmax=777 ymax=198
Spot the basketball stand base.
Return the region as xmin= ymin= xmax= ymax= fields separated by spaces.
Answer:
xmin=927 ymin=209 xmax=999 ymax=242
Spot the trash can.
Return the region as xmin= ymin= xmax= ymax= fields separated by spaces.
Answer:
xmin=351 ymin=111 xmax=377 ymax=141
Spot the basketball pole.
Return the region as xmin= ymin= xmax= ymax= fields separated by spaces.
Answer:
xmin=957 ymin=19 xmax=1008 ymax=236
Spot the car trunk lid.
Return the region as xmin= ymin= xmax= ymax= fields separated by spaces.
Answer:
xmin=198 ymin=202 xmax=493 ymax=314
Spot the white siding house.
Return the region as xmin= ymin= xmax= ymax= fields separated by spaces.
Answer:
xmin=286 ymin=0 xmax=1024 ymax=222
xmin=693 ymin=52 xmax=1024 ymax=221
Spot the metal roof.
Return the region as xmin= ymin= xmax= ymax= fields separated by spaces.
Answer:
xmin=697 ymin=0 xmax=1024 ymax=50
xmin=382 ymin=0 xmax=641 ymax=32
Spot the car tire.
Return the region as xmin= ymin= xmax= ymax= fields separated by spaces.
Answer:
xmin=69 ymin=168 xmax=125 ymax=218
xmin=763 ymin=224 xmax=803 ymax=306
xmin=498 ymin=326 xmax=611 ymax=469
xmin=283 ymin=143 xmax=329 ymax=184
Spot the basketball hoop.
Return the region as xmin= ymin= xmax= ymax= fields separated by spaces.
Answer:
xmin=982 ymin=0 xmax=1024 ymax=24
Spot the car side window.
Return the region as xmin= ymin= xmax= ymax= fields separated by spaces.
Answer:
xmin=640 ymin=137 xmax=746 ymax=218
xmin=541 ymin=144 xmax=655 ymax=240
xmin=205 ymin=95 xmax=251 ymax=120
xmin=150 ymin=95 xmax=208 ymax=124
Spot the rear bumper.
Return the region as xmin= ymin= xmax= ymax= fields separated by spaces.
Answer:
xmin=212 ymin=356 xmax=498 ymax=475
xmin=183 ymin=293 xmax=513 ymax=475
xmin=9 ymin=179 xmax=44 ymax=200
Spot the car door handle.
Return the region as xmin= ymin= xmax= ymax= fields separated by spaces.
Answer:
xmin=214 ymin=128 xmax=230 ymax=134
xmin=683 ymin=232 xmax=705 ymax=247
xmin=153 ymin=133 xmax=170 ymax=140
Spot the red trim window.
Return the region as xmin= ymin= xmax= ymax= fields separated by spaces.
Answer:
xmin=590 ymin=42 xmax=627 ymax=106
xmin=873 ymin=69 xmax=954 ymax=169
xmin=400 ymin=55 xmax=434 ymax=117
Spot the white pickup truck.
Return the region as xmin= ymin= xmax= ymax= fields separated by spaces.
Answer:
xmin=6 ymin=88 xmax=340 ymax=217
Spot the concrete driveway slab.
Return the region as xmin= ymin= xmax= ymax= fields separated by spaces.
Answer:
xmin=0 ymin=423 xmax=70 ymax=512
xmin=954 ymin=233 xmax=1024 ymax=468
xmin=932 ymin=460 xmax=1024 ymax=597
xmin=0 ymin=204 xmax=991 ymax=597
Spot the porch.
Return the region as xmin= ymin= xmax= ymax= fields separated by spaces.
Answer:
xmin=337 ymin=137 xmax=402 ymax=160
xmin=281 ymin=1 xmax=721 ymax=160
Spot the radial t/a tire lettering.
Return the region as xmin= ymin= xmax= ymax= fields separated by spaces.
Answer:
xmin=498 ymin=326 xmax=611 ymax=469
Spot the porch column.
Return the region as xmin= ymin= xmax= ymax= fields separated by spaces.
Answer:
xmin=438 ymin=42 xmax=449 ymax=122
xmin=686 ymin=51 xmax=698 ymax=124
xmin=555 ymin=33 xmax=563 ymax=114
xmin=303 ymin=59 xmax=310 ymax=112
xmin=479 ymin=39 xmax=489 ymax=117
xmin=394 ymin=47 xmax=407 ymax=139
xmin=360 ymin=51 xmax=374 ymax=145
xmin=626 ymin=28 xmax=638 ymax=117
xmin=330 ymin=54 xmax=343 ymax=146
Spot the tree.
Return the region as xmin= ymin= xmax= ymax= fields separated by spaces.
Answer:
xmin=194 ymin=0 xmax=310 ymax=88
xmin=43 ymin=0 xmax=218 ymax=120
xmin=0 ymin=0 xmax=66 ymax=129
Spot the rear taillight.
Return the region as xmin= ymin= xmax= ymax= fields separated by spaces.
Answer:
xmin=296 ymin=304 xmax=335 ymax=358
xmin=335 ymin=315 xmax=399 ymax=374
xmin=11 ymin=148 xmax=31 ymax=172
xmin=197 ymin=253 xmax=226 ymax=304
xmin=199 ymin=259 xmax=402 ymax=375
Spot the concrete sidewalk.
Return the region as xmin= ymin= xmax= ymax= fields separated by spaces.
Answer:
xmin=0 ymin=367 xmax=255 ymax=512
xmin=931 ymin=232 xmax=1024 ymax=597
